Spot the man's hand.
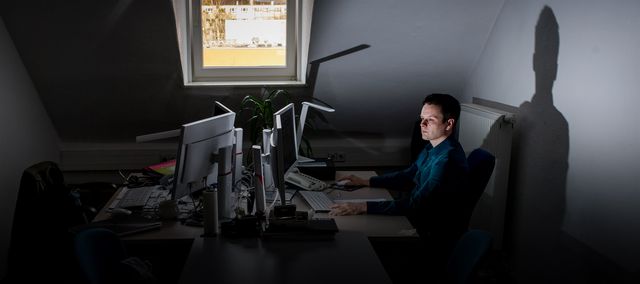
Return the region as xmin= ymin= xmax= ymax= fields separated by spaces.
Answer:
xmin=338 ymin=174 xmax=370 ymax=186
xmin=329 ymin=202 xmax=367 ymax=216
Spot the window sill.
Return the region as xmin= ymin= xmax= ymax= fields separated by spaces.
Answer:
xmin=184 ymin=80 xmax=307 ymax=87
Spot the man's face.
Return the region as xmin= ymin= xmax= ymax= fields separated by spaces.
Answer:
xmin=420 ymin=103 xmax=453 ymax=145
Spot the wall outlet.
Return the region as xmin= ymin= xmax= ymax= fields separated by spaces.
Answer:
xmin=328 ymin=152 xmax=346 ymax=162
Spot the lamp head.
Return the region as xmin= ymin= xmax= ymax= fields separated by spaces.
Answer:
xmin=302 ymin=102 xmax=335 ymax=113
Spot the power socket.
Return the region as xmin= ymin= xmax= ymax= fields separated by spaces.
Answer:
xmin=327 ymin=152 xmax=346 ymax=162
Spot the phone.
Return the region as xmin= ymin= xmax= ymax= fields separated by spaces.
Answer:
xmin=285 ymin=171 xmax=328 ymax=191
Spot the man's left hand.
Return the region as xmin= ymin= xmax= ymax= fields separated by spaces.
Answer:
xmin=329 ymin=202 xmax=366 ymax=216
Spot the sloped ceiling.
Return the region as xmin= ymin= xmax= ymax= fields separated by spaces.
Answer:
xmin=1 ymin=0 xmax=504 ymax=144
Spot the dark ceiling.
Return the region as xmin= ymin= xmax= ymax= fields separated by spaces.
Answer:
xmin=1 ymin=0 xmax=246 ymax=142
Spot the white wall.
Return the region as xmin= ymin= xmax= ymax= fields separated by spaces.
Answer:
xmin=300 ymin=0 xmax=504 ymax=165
xmin=309 ymin=0 xmax=503 ymax=137
xmin=462 ymin=0 xmax=640 ymax=282
xmin=0 ymin=18 xmax=60 ymax=279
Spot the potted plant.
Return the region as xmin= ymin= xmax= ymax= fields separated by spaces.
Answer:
xmin=240 ymin=88 xmax=289 ymax=148
xmin=240 ymin=88 xmax=332 ymax=159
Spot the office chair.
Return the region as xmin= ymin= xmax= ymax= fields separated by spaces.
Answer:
xmin=446 ymin=230 xmax=493 ymax=284
xmin=421 ymin=148 xmax=495 ymax=276
xmin=74 ymin=228 xmax=156 ymax=284
xmin=463 ymin=148 xmax=495 ymax=229
xmin=6 ymin=161 xmax=92 ymax=282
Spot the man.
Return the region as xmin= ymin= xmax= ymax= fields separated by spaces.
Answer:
xmin=330 ymin=93 xmax=469 ymax=246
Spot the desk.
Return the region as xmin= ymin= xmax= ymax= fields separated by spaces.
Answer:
xmin=94 ymin=171 xmax=417 ymax=240
xmin=179 ymin=231 xmax=392 ymax=284
xmin=293 ymin=187 xmax=417 ymax=238
xmin=94 ymin=171 xmax=419 ymax=283
xmin=296 ymin=171 xmax=417 ymax=238
xmin=93 ymin=194 xmax=203 ymax=241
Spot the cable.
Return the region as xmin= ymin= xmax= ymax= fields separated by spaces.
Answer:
xmin=266 ymin=184 xmax=279 ymax=212
xmin=233 ymin=170 xmax=256 ymax=216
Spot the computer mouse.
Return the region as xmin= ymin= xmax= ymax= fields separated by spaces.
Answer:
xmin=111 ymin=207 xmax=132 ymax=216
xmin=336 ymin=179 xmax=350 ymax=186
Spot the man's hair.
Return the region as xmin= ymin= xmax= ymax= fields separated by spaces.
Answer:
xmin=422 ymin=93 xmax=461 ymax=123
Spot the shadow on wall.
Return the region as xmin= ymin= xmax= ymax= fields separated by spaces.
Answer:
xmin=507 ymin=6 xmax=570 ymax=282
xmin=477 ymin=6 xmax=637 ymax=283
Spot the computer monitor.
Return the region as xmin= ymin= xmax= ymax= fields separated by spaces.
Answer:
xmin=270 ymin=103 xmax=298 ymax=205
xmin=213 ymin=102 xmax=244 ymax=185
xmin=172 ymin=102 xmax=236 ymax=201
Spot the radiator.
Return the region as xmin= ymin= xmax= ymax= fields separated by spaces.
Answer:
xmin=458 ymin=103 xmax=515 ymax=249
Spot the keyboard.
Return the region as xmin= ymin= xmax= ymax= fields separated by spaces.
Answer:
xmin=116 ymin=187 xmax=155 ymax=208
xmin=299 ymin=190 xmax=334 ymax=212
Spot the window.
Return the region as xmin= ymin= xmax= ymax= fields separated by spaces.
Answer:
xmin=184 ymin=0 xmax=312 ymax=86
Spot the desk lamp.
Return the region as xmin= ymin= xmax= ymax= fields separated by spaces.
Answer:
xmin=297 ymin=102 xmax=335 ymax=162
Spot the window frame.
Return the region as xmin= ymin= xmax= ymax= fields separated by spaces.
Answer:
xmin=186 ymin=0 xmax=307 ymax=86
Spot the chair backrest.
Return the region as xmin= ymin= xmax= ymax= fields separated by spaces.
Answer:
xmin=446 ymin=230 xmax=493 ymax=284
xmin=74 ymin=228 xmax=129 ymax=284
xmin=7 ymin=161 xmax=88 ymax=282
xmin=463 ymin=148 xmax=495 ymax=229
xmin=413 ymin=149 xmax=492 ymax=273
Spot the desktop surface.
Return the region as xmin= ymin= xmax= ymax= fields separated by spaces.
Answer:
xmin=93 ymin=186 xmax=203 ymax=240
xmin=94 ymin=171 xmax=417 ymax=240
xmin=294 ymin=171 xmax=418 ymax=238
xmin=92 ymin=171 xmax=418 ymax=283
xmin=179 ymin=231 xmax=392 ymax=284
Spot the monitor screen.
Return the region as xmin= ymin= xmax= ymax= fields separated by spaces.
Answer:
xmin=273 ymin=103 xmax=298 ymax=174
xmin=271 ymin=103 xmax=297 ymax=205
xmin=172 ymin=102 xmax=235 ymax=200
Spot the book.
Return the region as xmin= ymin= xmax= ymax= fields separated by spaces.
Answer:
xmin=145 ymin=159 xmax=176 ymax=176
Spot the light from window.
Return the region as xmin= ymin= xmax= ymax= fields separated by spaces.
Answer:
xmin=201 ymin=0 xmax=287 ymax=67
xmin=188 ymin=0 xmax=308 ymax=86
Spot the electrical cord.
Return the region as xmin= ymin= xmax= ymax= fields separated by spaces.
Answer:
xmin=233 ymin=170 xmax=256 ymax=216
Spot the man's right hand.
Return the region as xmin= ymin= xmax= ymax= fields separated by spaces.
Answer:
xmin=338 ymin=174 xmax=370 ymax=187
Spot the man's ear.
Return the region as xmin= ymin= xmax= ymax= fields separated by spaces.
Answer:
xmin=445 ymin=119 xmax=455 ymax=131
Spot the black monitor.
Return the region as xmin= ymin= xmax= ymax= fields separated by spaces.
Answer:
xmin=271 ymin=103 xmax=298 ymax=205
xmin=171 ymin=102 xmax=236 ymax=200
